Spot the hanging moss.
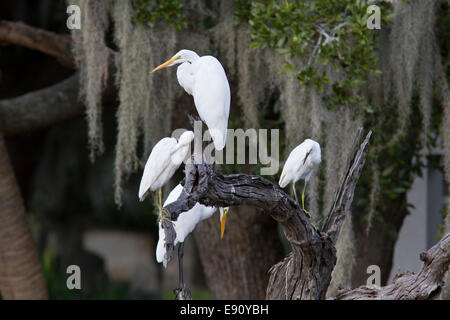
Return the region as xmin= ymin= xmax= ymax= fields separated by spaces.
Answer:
xmin=113 ymin=0 xmax=152 ymax=205
xmin=386 ymin=0 xmax=436 ymax=144
xmin=70 ymin=0 xmax=110 ymax=161
xmin=71 ymin=0 xmax=449 ymax=220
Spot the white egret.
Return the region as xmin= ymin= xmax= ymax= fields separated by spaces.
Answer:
xmin=138 ymin=131 xmax=195 ymax=220
xmin=152 ymin=49 xmax=230 ymax=151
xmin=156 ymin=184 xmax=229 ymax=291
xmin=279 ymin=139 xmax=321 ymax=220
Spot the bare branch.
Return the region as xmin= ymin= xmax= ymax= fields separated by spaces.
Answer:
xmin=0 ymin=74 xmax=82 ymax=135
xmin=164 ymin=162 xmax=319 ymax=252
xmin=0 ymin=20 xmax=74 ymax=68
xmin=333 ymin=233 xmax=450 ymax=300
xmin=322 ymin=129 xmax=372 ymax=244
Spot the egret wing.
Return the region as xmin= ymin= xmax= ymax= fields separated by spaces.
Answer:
xmin=193 ymin=56 xmax=230 ymax=150
xmin=279 ymin=143 xmax=308 ymax=188
xmin=138 ymin=137 xmax=177 ymax=201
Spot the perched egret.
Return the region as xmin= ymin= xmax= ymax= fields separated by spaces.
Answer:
xmin=152 ymin=49 xmax=230 ymax=151
xmin=156 ymin=184 xmax=229 ymax=291
xmin=279 ymin=139 xmax=321 ymax=220
xmin=138 ymin=131 xmax=195 ymax=220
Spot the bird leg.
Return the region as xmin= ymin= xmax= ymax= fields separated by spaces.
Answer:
xmin=293 ymin=181 xmax=312 ymax=219
xmin=155 ymin=188 xmax=172 ymax=223
xmin=292 ymin=182 xmax=299 ymax=203
xmin=292 ymin=182 xmax=317 ymax=230
xmin=301 ymin=181 xmax=318 ymax=231
xmin=301 ymin=180 xmax=312 ymax=218
xmin=174 ymin=242 xmax=185 ymax=297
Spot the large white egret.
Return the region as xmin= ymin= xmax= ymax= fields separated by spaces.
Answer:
xmin=152 ymin=49 xmax=230 ymax=151
xmin=156 ymin=184 xmax=229 ymax=291
xmin=138 ymin=131 xmax=195 ymax=220
xmin=279 ymin=139 xmax=321 ymax=221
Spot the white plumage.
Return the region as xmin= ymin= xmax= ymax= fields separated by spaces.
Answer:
xmin=152 ymin=49 xmax=230 ymax=150
xmin=279 ymin=139 xmax=322 ymax=188
xmin=138 ymin=131 xmax=194 ymax=202
xmin=156 ymin=184 xmax=228 ymax=265
xmin=279 ymin=139 xmax=321 ymax=226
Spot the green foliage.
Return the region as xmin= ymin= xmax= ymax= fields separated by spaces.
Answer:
xmin=132 ymin=0 xmax=186 ymax=30
xmin=235 ymin=0 xmax=391 ymax=110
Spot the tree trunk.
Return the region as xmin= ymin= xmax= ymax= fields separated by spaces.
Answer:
xmin=194 ymin=205 xmax=284 ymax=299
xmin=0 ymin=134 xmax=48 ymax=299
xmin=351 ymin=202 xmax=405 ymax=287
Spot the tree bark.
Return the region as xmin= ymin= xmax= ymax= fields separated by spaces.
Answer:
xmin=0 ymin=134 xmax=48 ymax=299
xmin=334 ymin=233 xmax=449 ymax=300
xmin=0 ymin=74 xmax=82 ymax=136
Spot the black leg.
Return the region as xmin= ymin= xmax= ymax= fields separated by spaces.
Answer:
xmin=174 ymin=242 xmax=192 ymax=300
xmin=178 ymin=242 xmax=184 ymax=289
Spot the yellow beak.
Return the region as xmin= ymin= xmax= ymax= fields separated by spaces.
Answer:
xmin=151 ymin=55 xmax=181 ymax=73
xmin=220 ymin=208 xmax=228 ymax=240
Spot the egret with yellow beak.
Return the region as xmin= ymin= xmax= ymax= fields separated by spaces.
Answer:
xmin=152 ymin=49 xmax=230 ymax=151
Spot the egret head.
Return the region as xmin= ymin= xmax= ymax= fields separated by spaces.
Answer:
xmin=304 ymin=139 xmax=321 ymax=165
xmin=178 ymin=130 xmax=195 ymax=146
xmin=219 ymin=207 xmax=229 ymax=240
xmin=152 ymin=49 xmax=200 ymax=72
xmin=170 ymin=131 xmax=194 ymax=165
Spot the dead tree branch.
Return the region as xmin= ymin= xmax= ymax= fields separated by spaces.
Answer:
xmin=162 ymin=129 xmax=372 ymax=299
xmin=322 ymin=128 xmax=372 ymax=244
xmin=333 ymin=233 xmax=450 ymax=300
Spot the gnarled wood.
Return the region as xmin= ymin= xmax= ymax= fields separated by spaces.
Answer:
xmin=322 ymin=129 xmax=372 ymax=244
xmin=163 ymin=129 xmax=372 ymax=299
xmin=333 ymin=233 xmax=449 ymax=300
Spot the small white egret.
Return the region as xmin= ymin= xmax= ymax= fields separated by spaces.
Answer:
xmin=279 ymin=139 xmax=321 ymax=220
xmin=138 ymin=131 xmax=194 ymax=220
xmin=152 ymin=49 xmax=230 ymax=151
xmin=156 ymin=184 xmax=229 ymax=291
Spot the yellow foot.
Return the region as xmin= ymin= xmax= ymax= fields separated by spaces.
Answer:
xmin=299 ymin=209 xmax=317 ymax=232
xmin=302 ymin=208 xmax=312 ymax=219
xmin=157 ymin=207 xmax=173 ymax=224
